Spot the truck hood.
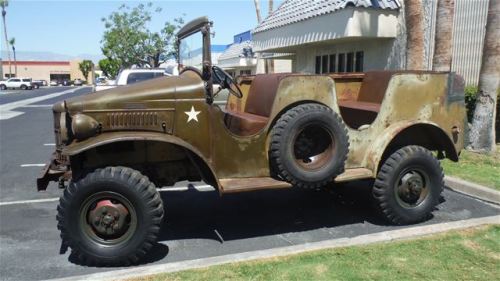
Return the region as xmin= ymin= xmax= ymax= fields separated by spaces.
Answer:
xmin=59 ymin=72 xmax=204 ymax=114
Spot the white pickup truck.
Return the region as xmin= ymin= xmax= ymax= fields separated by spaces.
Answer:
xmin=0 ymin=78 xmax=33 ymax=90
xmin=95 ymin=69 xmax=168 ymax=92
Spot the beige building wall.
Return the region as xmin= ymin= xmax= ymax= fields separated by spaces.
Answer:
xmin=2 ymin=60 xmax=88 ymax=81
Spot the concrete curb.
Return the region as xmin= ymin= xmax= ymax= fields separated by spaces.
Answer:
xmin=445 ymin=176 xmax=500 ymax=205
xmin=50 ymin=215 xmax=500 ymax=281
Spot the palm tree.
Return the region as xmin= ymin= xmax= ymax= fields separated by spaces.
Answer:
xmin=1 ymin=0 xmax=11 ymax=78
xmin=432 ymin=0 xmax=455 ymax=71
xmin=9 ymin=37 xmax=16 ymax=77
xmin=469 ymin=0 xmax=499 ymax=152
xmin=404 ymin=0 xmax=424 ymax=70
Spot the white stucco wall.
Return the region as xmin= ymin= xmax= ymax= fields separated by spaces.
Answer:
xmin=292 ymin=38 xmax=400 ymax=74
xmin=253 ymin=7 xmax=399 ymax=53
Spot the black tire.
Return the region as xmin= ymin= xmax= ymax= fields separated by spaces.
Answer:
xmin=270 ymin=103 xmax=349 ymax=189
xmin=373 ymin=146 xmax=444 ymax=225
xmin=57 ymin=166 xmax=164 ymax=266
xmin=0 ymin=85 xmax=6 ymax=90
xmin=20 ymin=85 xmax=27 ymax=90
xmin=33 ymin=84 xmax=39 ymax=89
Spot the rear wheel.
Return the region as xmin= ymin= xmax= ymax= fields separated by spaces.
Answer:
xmin=33 ymin=84 xmax=39 ymax=89
xmin=57 ymin=166 xmax=164 ymax=266
xmin=270 ymin=103 xmax=349 ymax=189
xmin=20 ymin=85 xmax=27 ymax=90
xmin=372 ymin=146 xmax=444 ymax=225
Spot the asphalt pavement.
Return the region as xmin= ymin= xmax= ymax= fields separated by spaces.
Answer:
xmin=0 ymin=87 xmax=499 ymax=281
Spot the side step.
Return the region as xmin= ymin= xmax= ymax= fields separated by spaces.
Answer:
xmin=220 ymin=168 xmax=374 ymax=193
xmin=220 ymin=177 xmax=292 ymax=193
xmin=335 ymin=168 xmax=373 ymax=182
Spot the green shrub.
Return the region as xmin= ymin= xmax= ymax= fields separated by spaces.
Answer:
xmin=464 ymin=85 xmax=478 ymax=123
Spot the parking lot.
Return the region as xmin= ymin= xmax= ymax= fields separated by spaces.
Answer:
xmin=0 ymin=87 xmax=499 ymax=281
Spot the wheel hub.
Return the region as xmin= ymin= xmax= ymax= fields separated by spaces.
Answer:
xmin=397 ymin=171 xmax=427 ymax=206
xmin=293 ymin=124 xmax=335 ymax=170
xmin=88 ymin=200 xmax=129 ymax=237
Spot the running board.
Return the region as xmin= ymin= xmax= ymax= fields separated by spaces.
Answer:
xmin=335 ymin=168 xmax=374 ymax=182
xmin=220 ymin=177 xmax=292 ymax=193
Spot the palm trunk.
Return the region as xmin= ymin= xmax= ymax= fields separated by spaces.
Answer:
xmin=2 ymin=11 xmax=11 ymax=77
xmin=253 ymin=0 xmax=262 ymax=23
xmin=432 ymin=0 xmax=455 ymax=71
xmin=404 ymin=0 xmax=424 ymax=70
xmin=266 ymin=0 xmax=274 ymax=73
xmin=12 ymin=45 xmax=16 ymax=76
xmin=469 ymin=0 xmax=499 ymax=152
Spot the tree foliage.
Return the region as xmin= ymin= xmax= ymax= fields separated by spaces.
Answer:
xmin=98 ymin=58 xmax=121 ymax=79
xmin=101 ymin=3 xmax=183 ymax=68
xmin=79 ymin=60 xmax=94 ymax=81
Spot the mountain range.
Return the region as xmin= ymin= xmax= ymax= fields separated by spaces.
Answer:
xmin=1 ymin=51 xmax=103 ymax=63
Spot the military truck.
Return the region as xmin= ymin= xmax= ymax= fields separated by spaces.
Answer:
xmin=37 ymin=17 xmax=466 ymax=266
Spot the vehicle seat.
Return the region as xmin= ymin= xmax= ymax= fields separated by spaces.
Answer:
xmin=338 ymin=71 xmax=393 ymax=129
xmin=225 ymin=74 xmax=289 ymax=136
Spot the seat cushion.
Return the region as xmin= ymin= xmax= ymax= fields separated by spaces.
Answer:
xmin=338 ymin=100 xmax=381 ymax=129
xmin=225 ymin=110 xmax=269 ymax=136
xmin=338 ymin=100 xmax=381 ymax=113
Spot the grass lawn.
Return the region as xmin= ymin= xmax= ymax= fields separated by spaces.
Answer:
xmin=129 ymin=226 xmax=500 ymax=281
xmin=440 ymin=144 xmax=500 ymax=191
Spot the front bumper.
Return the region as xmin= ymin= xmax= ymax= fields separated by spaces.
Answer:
xmin=36 ymin=156 xmax=69 ymax=191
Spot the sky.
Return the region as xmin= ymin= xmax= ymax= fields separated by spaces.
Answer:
xmin=1 ymin=0 xmax=282 ymax=60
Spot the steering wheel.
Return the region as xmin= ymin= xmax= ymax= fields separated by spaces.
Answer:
xmin=212 ymin=66 xmax=243 ymax=98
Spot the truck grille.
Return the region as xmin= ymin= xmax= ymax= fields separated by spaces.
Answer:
xmin=107 ymin=112 xmax=160 ymax=128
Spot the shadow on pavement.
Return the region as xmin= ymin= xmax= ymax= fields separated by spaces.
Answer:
xmin=158 ymin=180 xmax=391 ymax=243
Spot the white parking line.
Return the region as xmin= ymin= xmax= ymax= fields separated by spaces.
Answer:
xmin=20 ymin=164 xmax=46 ymax=167
xmin=43 ymin=143 xmax=56 ymax=146
xmin=20 ymin=104 xmax=53 ymax=108
xmin=0 ymin=87 xmax=85 ymax=120
xmin=0 ymin=185 xmax=215 ymax=207
xmin=0 ymin=197 xmax=59 ymax=206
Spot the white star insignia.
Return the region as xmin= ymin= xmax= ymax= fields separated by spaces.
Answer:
xmin=185 ymin=106 xmax=201 ymax=123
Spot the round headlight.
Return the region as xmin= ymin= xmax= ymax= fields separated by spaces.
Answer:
xmin=71 ymin=114 xmax=99 ymax=140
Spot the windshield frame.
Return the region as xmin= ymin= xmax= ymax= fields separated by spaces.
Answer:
xmin=176 ymin=17 xmax=214 ymax=104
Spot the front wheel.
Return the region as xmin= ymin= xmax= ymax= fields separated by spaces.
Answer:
xmin=57 ymin=166 xmax=164 ymax=266
xmin=0 ymin=85 xmax=6 ymax=90
xmin=372 ymin=146 xmax=444 ymax=225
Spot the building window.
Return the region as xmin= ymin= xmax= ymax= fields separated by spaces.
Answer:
xmin=338 ymin=53 xmax=346 ymax=72
xmin=315 ymin=56 xmax=321 ymax=74
xmin=346 ymin=52 xmax=354 ymax=72
xmin=321 ymin=55 xmax=328 ymax=74
xmin=240 ymin=69 xmax=251 ymax=76
xmin=355 ymin=51 xmax=364 ymax=72
xmin=329 ymin=54 xmax=336 ymax=73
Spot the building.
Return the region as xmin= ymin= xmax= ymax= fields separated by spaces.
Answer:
xmin=180 ymin=44 xmax=228 ymax=69
xmin=1 ymin=60 xmax=88 ymax=81
xmin=218 ymin=31 xmax=257 ymax=77
xmin=252 ymin=0 xmax=490 ymax=85
xmin=218 ymin=30 xmax=293 ymax=76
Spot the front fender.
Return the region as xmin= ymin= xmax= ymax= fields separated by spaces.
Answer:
xmin=62 ymin=131 xmax=218 ymax=187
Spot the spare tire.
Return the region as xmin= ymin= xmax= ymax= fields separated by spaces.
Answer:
xmin=270 ymin=103 xmax=349 ymax=189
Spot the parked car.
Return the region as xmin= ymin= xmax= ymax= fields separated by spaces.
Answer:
xmin=0 ymin=78 xmax=32 ymax=90
xmin=30 ymin=79 xmax=44 ymax=89
xmin=50 ymin=80 xmax=59 ymax=86
xmin=73 ymin=79 xmax=84 ymax=86
xmin=62 ymin=79 xmax=73 ymax=86
xmin=37 ymin=17 xmax=467 ymax=266
xmin=95 ymin=69 xmax=167 ymax=91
